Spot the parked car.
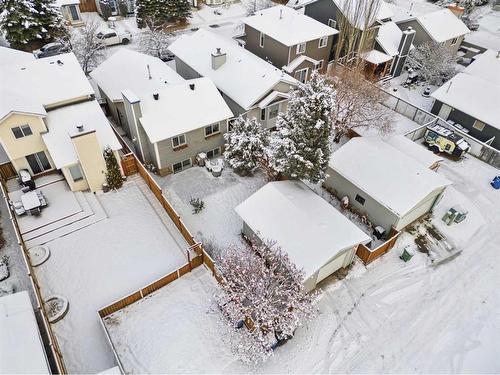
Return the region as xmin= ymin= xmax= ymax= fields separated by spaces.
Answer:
xmin=33 ymin=42 xmax=70 ymax=58
xmin=96 ymin=29 xmax=132 ymax=46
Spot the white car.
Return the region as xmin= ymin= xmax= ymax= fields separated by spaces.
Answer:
xmin=96 ymin=29 xmax=132 ymax=46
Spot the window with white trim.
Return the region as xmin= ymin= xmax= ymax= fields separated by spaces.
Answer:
xmin=268 ymin=103 xmax=279 ymax=119
xmin=259 ymin=32 xmax=265 ymax=48
xmin=172 ymin=134 xmax=186 ymax=148
xmin=172 ymin=158 xmax=192 ymax=173
xmin=473 ymin=120 xmax=485 ymax=131
xmin=69 ymin=164 xmax=84 ymax=182
xmin=318 ymin=36 xmax=328 ymax=48
xmin=295 ymin=68 xmax=308 ymax=83
xmin=451 ymin=37 xmax=458 ymax=45
xmin=228 ymin=118 xmax=237 ymax=132
xmin=355 ymin=194 xmax=366 ymax=205
xmin=12 ymin=124 xmax=33 ymax=139
xmin=315 ymin=60 xmax=324 ymax=70
xmin=206 ymin=147 xmax=220 ymax=159
xmin=296 ymin=42 xmax=306 ymax=54
xmin=260 ymin=108 xmax=266 ymax=121
xmin=205 ymin=122 xmax=220 ymax=137
xmin=327 ymin=18 xmax=336 ymax=28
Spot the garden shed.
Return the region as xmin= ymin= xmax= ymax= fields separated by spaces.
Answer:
xmin=325 ymin=137 xmax=452 ymax=233
xmin=235 ymin=180 xmax=370 ymax=292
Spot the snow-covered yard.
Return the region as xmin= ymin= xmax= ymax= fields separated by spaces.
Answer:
xmin=33 ymin=181 xmax=189 ymax=373
xmin=103 ymin=152 xmax=500 ymax=373
xmin=155 ymin=166 xmax=267 ymax=252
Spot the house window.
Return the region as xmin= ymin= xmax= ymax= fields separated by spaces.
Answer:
xmin=355 ymin=194 xmax=366 ymax=205
xmin=12 ymin=124 xmax=33 ymax=139
xmin=228 ymin=118 xmax=237 ymax=132
xmin=268 ymin=103 xmax=279 ymax=119
xmin=473 ymin=120 xmax=485 ymax=131
xmin=260 ymin=108 xmax=266 ymax=121
xmin=69 ymin=164 xmax=84 ymax=182
xmin=172 ymin=158 xmax=191 ymax=173
xmin=296 ymin=42 xmax=306 ymax=54
xmin=172 ymin=134 xmax=186 ymax=148
xmin=295 ymin=68 xmax=308 ymax=83
xmin=451 ymin=37 xmax=458 ymax=46
xmin=327 ymin=19 xmax=336 ymax=28
xmin=206 ymin=147 xmax=220 ymax=159
xmin=259 ymin=32 xmax=265 ymax=48
xmin=315 ymin=60 xmax=324 ymax=70
xmin=318 ymin=36 xmax=328 ymax=48
xmin=25 ymin=151 xmax=51 ymax=175
xmin=205 ymin=122 xmax=220 ymax=137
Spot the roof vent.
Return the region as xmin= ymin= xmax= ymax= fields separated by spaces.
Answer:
xmin=76 ymin=125 xmax=84 ymax=132
xmin=147 ymin=64 xmax=152 ymax=80
xmin=189 ymin=83 xmax=195 ymax=90
xmin=57 ymin=60 xmax=64 ymax=66
xmin=153 ymin=93 xmax=159 ymax=100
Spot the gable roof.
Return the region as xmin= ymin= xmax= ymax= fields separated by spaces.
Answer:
xmin=376 ymin=21 xmax=403 ymax=57
xmin=431 ymin=49 xmax=500 ymax=131
xmin=168 ymin=29 xmax=297 ymax=111
xmin=90 ymin=49 xmax=184 ymax=103
xmin=243 ymin=5 xmax=337 ymax=46
xmin=42 ymin=100 xmax=121 ymax=168
xmin=0 ymin=46 xmax=35 ymax=67
xmin=416 ymin=9 xmax=469 ymax=43
xmin=235 ymin=180 xmax=370 ymax=279
xmin=385 ymin=135 xmax=443 ymax=169
xmin=329 ymin=137 xmax=451 ymax=217
xmin=0 ymin=88 xmax=47 ymax=122
xmin=0 ymin=53 xmax=94 ymax=110
xmin=138 ymin=78 xmax=233 ymax=143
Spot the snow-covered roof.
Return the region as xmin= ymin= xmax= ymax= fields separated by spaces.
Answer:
xmin=235 ymin=181 xmax=370 ymax=279
xmin=0 ymin=46 xmax=35 ymax=67
xmin=168 ymin=29 xmax=298 ymax=111
xmin=0 ymin=88 xmax=47 ymax=122
xmin=463 ymin=49 xmax=500 ymax=86
xmin=286 ymin=0 xmax=316 ymax=9
xmin=55 ymin=0 xmax=80 ymax=6
xmin=0 ymin=291 xmax=50 ymax=374
xmin=361 ymin=49 xmax=392 ymax=64
xmin=416 ymin=9 xmax=469 ymax=43
xmin=243 ymin=5 xmax=337 ymax=46
xmin=431 ymin=73 xmax=500 ymax=131
xmin=138 ymin=78 xmax=233 ymax=143
xmin=42 ymin=100 xmax=121 ymax=168
xmin=90 ymin=49 xmax=184 ymax=103
xmin=329 ymin=137 xmax=451 ymax=217
xmin=257 ymin=90 xmax=290 ymax=108
xmin=0 ymin=53 xmax=94 ymax=110
xmin=385 ymin=135 xmax=443 ymax=169
xmin=376 ymin=21 xmax=403 ymax=57
xmin=283 ymin=55 xmax=320 ymax=73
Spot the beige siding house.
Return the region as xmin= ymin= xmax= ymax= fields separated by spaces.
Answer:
xmin=0 ymin=52 xmax=121 ymax=192
xmin=168 ymin=29 xmax=298 ymax=130
xmin=242 ymin=5 xmax=338 ymax=83
xmin=122 ymin=77 xmax=233 ymax=175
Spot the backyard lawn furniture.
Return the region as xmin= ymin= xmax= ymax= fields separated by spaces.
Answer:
xmin=20 ymin=191 xmax=48 ymax=216
xmin=17 ymin=169 xmax=36 ymax=190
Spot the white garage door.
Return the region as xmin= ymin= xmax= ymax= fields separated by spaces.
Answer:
xmin=396 ymin=191 xmax=442 ymax=230
xmin=316 ymin=248 xmax=354 ymax=283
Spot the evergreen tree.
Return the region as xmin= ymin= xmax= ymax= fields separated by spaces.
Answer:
xmin=32 ymin=0 xmax=65 ymax=42
xmin=135 ymin=0 xmax=159 ymax=27
xmin=269 ymin=71 xmax=335 ymax=184
xmin=136 ymin=0 xmax=190 ymax=27
xmin=104 ymin=146 xmax=123 ymax=190
xmin=0 ymin=0 xmax=42 ymax=49
xmin=223 ymin=116 xmax=269 ymax=174
xmin=168 ymin=0 xmax=191 ymax=22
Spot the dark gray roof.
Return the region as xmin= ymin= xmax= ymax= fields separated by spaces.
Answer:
xmin=0 ymin=143 xmax=11 ymax=164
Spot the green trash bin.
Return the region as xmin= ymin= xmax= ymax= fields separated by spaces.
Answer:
xmin=400 ymin=246 xmax=415 ymax=262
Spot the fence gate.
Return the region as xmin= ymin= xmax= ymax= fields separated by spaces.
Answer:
xmin=0 ymin=162 xmax=16 ymax=180
xmin=121 ymin=154 xmax=138 ymax=176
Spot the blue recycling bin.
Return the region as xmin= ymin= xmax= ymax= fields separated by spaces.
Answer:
xmin=491 ymin=176 xmax=500 ymax=189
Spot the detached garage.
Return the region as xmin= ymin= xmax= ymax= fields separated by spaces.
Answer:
xmin=235 ymin=181 xmax=370 ymax=292
xmin=325 ymin=137 xmax=452 ymax=233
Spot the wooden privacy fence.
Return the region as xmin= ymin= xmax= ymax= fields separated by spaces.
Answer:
xmin=356 ymin=228 xmax=401 ymax=264
xmin=79 ymin=0 xmax=97 ymax=12
xmin=0 ymin=180 xmax=67 ymax=374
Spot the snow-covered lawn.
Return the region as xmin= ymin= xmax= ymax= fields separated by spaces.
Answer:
xmin=385 ymin=72 xmax=437 ymax=112
xmin=189 ymin=3 xmax=248 ymax=26
xmin=156 ymin=166 xmax=267 ymax=252
xmin=33 ymin=181 xmax=189 ymax=373
xmin=102 ymin=153 xmax=500 ymax=373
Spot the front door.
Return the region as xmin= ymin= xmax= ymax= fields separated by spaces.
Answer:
xmin=26 ymin=151 xmax=51 ymax=175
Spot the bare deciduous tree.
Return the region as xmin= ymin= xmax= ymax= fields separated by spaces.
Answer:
xmin=138 ymin=18 xmax=173 ymax=60
xmin=71 ymin=19 xmax=104 ymax=75
xmin=408 ymin=41 xmax=456 ymax=85
xmin=330 ymin=68 xmax=393 ymax=141
xmin=241 ymin=0 xmax=272 ymax=16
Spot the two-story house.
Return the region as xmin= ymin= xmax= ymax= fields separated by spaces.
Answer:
xmin=121 ymin=78 xmax=233 ymax=175
xmin=168 ymin=29 xmax=298 ymax=130
xmin=90 ymin=49 xmax=185 ymax=134
xmin=0 ymin=52 xmax=121 ymax=192
xmin=395 ymin=8 xmax=469 ymax=55
xmin=242 ymin=5 xmax=338 ymax=82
